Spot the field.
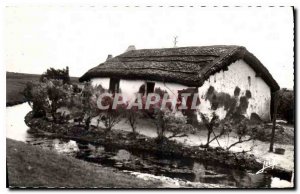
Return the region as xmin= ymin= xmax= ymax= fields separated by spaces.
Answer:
xmin=6 ymin=72 xmax=79 ymax=106
xmin=6 ymin=138 xmax=161 ymax=188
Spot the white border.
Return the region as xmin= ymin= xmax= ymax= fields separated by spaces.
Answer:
xmin=1 ymin=0 xmax=297 ymax=193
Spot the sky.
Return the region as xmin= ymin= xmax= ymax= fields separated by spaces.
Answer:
xmin=4 ymin=6 xmax=294 ymax=89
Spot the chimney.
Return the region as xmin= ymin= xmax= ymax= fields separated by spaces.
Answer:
xmin=106 ymin=54 xmax=113 ymax=61
xmin=126 ymin=45 xmax=136 ymax=52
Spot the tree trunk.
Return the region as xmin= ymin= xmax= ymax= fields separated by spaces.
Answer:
xmin=206 ymin=131 xmax=212 ymax=147
xmin=85 ymin=117 xmax=91 ymax=130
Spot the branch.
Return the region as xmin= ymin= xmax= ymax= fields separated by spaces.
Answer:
xmin=227 ymin=136 xmax=253 ymax=150
xmin=168 ymin=133 xmax=188 ymax=139
xmin=208 ymin=131 xmax=225 ymax=144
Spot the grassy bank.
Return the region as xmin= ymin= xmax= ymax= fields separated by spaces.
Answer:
xmin=6 ymin=72 xmax=79 ymax=106
xmin=6 ymin=138 xmax=162 ymax=188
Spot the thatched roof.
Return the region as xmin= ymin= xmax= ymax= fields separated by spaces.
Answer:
xmin=79 ymin=46 xmax=280 ymax=92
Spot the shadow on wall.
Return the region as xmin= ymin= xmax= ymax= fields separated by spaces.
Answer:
xmin=205 ymin=86 xmax=254 ymax=120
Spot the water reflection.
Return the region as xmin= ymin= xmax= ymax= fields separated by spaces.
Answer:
xmin=73 ymin=141 xmax=273 ymax=188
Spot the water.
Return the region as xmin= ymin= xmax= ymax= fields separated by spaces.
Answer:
xmin=6 ymin=103 xmax=292 ymax=188
xmin=6 ymin=103 xmax=32 ymax=141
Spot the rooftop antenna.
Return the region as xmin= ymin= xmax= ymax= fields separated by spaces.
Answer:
xmin=173 ymin=36 xmax=178 ymax=47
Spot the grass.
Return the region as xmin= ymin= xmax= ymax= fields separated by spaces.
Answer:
xmin=6 ymin=138 xmax=161 ymax=188
xmin=6 ymin=72 xmax=79 ymax=106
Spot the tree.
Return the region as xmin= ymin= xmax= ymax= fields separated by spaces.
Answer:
xmin=199 ymin=112 xmax=222 ymax=148
xmin=277 ymin=88 xmax=294 ymax=124
xmin=40 ymin=67 xmax=71 ymax=84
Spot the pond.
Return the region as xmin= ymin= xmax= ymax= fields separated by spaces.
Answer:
xmin=6 ymin=103 xmax=291 ymax=188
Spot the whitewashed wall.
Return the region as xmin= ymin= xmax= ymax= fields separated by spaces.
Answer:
xmin=91 ymin=78 xmax=189 ymax=102
xmin=154 ymin=82 xmax=188 ymax=99
xmin=90 ymin=59 xmax=271 ymax=122
xmin=119 ymin=79 xmax=145 ymax=101
xmin=91 ymin=78 xmax=110 ymax=89
xmin=198 ymin=59 xmax=271 ymax=121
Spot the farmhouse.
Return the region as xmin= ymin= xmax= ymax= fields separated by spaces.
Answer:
xmin=79 ymin=45 xmax=279 ymax=122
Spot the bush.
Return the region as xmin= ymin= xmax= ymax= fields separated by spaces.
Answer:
xmin=23 ymin=79 xmax=72 ymax=118
xmin=140 ymin=89 xmax=194 ymax=141
xmin=125 ymin=106 xmax=142 ymax=136
xmin=66 ymin=82 xmax=99 ymax=130
xmin=199 ymin=112 xmax=262 ymax=150
xmin=98 ymin=94 xmax=126 ymax=132
xmin=163 ymin=110 xmax=194 ymax=139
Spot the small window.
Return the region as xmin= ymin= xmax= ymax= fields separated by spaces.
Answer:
xmin=248 ymin=76 xmax=251 ymax=87
xmin=109 ymin=78 xmax=120 ymax=93
xmin=146 ymin=82 xmax=155 ymax=95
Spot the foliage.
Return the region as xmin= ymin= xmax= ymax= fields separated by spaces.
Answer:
xmin=139 ymin=89 xmax=194 ymax=141
xmin=223 ymin=118 xmax=260 ymax=150
xmin=277 ymin=88 xmax=294 ymax=124
xmin=40 ymin=67 xmax=71 ymax=84
xmin=199 ymin=112 xmax=262 ymax=150
xmin=23 ymin=79 xmax=72 ymax=119
xmin=200 ymin=112 xmax=221 ymax=147
xmin=125 ymin=106 xmax=142 ymax=136
xmin=98 ymin=94 xmax=126 ymax=132
xmin=66 ymin=82 xmax=99 ymax=130
xmin=163 ymin=110 xmax=194 ymax=139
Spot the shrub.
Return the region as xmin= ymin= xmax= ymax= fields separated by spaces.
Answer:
xmin=23 ymin=79 xmax=72 ymax=118
xmin=199 ymin=112 xmax=262 ymax=150
xmin=98 ymin=94 xmax=126 ymax=132
xmin=125 ymin=106 xmax=142 ymax=136
xmin=140 ymin=89 xmax=194 ymax=141
xmin=163 ymin=110 xmax=194 ymax=139
xmin=67 ymin=82 xmax=99 ymax=130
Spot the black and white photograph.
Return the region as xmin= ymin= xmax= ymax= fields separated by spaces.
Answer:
xmin=4 ymin=4 xmax=295 ymax=189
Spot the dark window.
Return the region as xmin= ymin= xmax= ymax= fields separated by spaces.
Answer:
xmin=138 ymin=84 xmax=146 ymax=95
xmin=146 ymin=82 xmax=155 ymax=95
xmin=109 ymin=78 xmax=120 ymax=93
xmin=248 ymin=76 xmax=251 ymax=86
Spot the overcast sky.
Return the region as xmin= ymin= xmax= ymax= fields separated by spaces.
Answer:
xmin=4 ymin=6 xmax=294 ymax=89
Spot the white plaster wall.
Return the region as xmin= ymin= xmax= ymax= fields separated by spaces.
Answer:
xmin=119 ymin=79 xmax=146 ymax=101
xmin=118 ymin=80 xmax=189 ymax=102
xmin=154 ymin=82 xmax=189 ymax=99
xmin=197 ymin=59 xmax=271 ymax=121
xmin=91 ymin=78 xmax=110 ymax=89
xmin=90 ymin=60 xmax=271 ymax=122
xmin=91 ymin=78 xmax=191 ymax=104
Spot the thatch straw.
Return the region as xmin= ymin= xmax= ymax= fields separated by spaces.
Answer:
xmin=79 ymin=46 xmax=279 ymax=92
